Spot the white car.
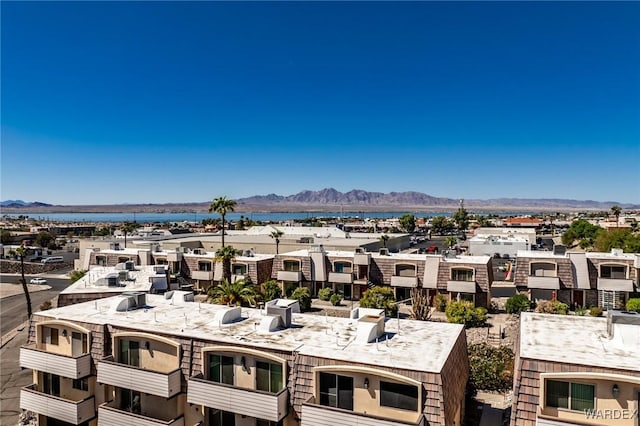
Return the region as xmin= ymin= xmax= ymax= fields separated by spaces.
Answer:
xmin=29 ymin=278 xmax=47 ymax=285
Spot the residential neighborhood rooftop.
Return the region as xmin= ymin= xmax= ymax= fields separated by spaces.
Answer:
xmin=39 ymin=294 xmax=465 ymax=373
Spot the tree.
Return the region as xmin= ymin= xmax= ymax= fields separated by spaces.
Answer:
xmin=379 ymin=234 xmax=389 ymax=248
xmin=611 ymin=205 xmax=622 ymax=227
xmin=561 ymin=219 xmax=603 ymax=247
xmin=410 ymin=288 xmax=431 ymax=321
xmin=398 ymin=214 xmax=416 ymax=233
xmin=505 ymin=293 xmax=531 ymax=314
xmin=594 ymin=228 xmax=640 ymax=253
xmin=261 ymin=280 xmax=281 ymax=302
xmin=430 ymin=216 xmax=454 ymax=235
xmin=208 ymin=278 xmax=257 ymax=307
xmin=269 ymin=230 xmax=284 ymax=254
xmin=120 ymin=222 xmax=137 ymax=248
xmin=444 ymin=236 xmax=458 ymax=248
xmin=215 ymin=245 xmax=239 ymax=284
xmin=359 ymin=286 xmax=398 ymax=317
xmin=468 ymin=343 xmax=514 ymax=394
xmin=1 ymin=229 xmax=12 ymax=245
xmin=15 ymin=245 xmax=33 ymax=319
xmin=453 ymin=207 xmax=470 ymax=232
xmin=208 ymin=196 xmax=237 ymax=247
xmin=35 ymin=231 xmax=54 ymax=250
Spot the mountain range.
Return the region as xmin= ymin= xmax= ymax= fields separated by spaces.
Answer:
xmin=2 ymin=189 xmax=636 ymax=213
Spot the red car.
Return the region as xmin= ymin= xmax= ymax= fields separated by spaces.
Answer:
xmin=426 ymin=245 xmax=438 ymax=253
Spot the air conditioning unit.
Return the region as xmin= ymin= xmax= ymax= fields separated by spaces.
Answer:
xmin=355 ymin=247 xmax=365 ymax=254
xmin=379 ymin=248 xmax=389 ymax=256
xmin=125 ymin=261 xmax=135 ymax=270
xmin=192 ymin=248 xmax=204 ymax=255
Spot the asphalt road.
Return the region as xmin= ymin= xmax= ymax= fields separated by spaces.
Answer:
xmin=0 ymin=275 xmax=70 ymax=336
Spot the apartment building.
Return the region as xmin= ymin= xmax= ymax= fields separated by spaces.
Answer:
xmin=271 ymin=247 xmax=493 ymax=308
xmin=513 ymin=249 xmax=639 ymax=309
xmin=20 ymin=292 xmax=469 ymax=426
xmin=510 ymin=311 xmax=640 ymax=426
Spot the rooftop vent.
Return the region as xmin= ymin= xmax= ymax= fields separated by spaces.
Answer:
xmin=379 ymin=248 xmax=389 ymax=256
xmin=611 ymin=248 xmax=624 ymax=256
xmin=214 ymin=306 xmax=241 ymax=325
xmin=553 ymin=245 xmax=566 ymax=256
xmin=264 ymin=299 xmax=300 ymax=329
xmin=355 ymin=247 xmax=365 ymax=254
xmin=125 ymin=261 xmax=135 ymax=271
xmin=607 ymin=310 xmax=640 ymax=347
xmin=192 ymin=248 xmax=204 ymax=255
xmin=164 ymin=290 xmax=193 ymax=304
xmin=355 ymin=315 xmax=385 ymax=343
xmin=114 ymin=292 xmax=147 ymax=312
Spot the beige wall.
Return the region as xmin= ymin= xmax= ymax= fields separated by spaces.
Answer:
xmin=114 ymin=333 xmax=180 ymax=373
xmin=202 ymin=348 xmax=287 ymax=391
xmin=34 ymin=371 xmax=93 ymax=402
xmin=539 ymin=376 xmax=640 ymax=426
xmin=36 ymin=322 xmax=90 ymax=356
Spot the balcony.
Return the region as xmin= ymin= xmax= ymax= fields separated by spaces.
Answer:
xmin=302 ymin=397 xmax=425 ymax=426
xmin=97 ymin=357 xmax=181 ymax=398
xmin=277 ymin=270 xmax=302 ymax=282
xmin=354 ymin=253 xmax=371 ymax=265
xmin=328 ymin=272 xmax=353 ymax=284
xmin=187 ymin=374 xmax=288 ymax=422
xmin=20 ymin=384 xmax=95 ymax=425
xmin=597 ymin=278 xmax=633 ymax=292
xmin=20 ymin=344 xmax=91 ymax=379
xmin=98 ymin=402 xmax=184 ymax=426
xmin=390 ymin=276 xmax=418 ymax=288
xmin=167 ymin=252 xmax=182 ymax=262
xmin=447 ymin=280 xmax=477 ymax=293
xmin=191 ymin=270 xmax=213 ymax=280
xmin=527 ymin=276 xmax=560 ymax=290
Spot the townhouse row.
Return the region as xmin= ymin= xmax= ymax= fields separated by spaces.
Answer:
xmin=21 ymin=292 xmax=469 ymax=426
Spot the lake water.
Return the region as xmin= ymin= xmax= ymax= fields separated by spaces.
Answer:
xmin=3 ymin=211 xmax=540 ymax=223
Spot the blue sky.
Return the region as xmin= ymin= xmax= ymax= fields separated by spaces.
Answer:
xmin=2 ymin=1 xmax=639 ymax=205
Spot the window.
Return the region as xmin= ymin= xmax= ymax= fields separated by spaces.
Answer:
xmin=208 ymin=354 xmax=234 ymax=385
xmin=199 ymin=261 xmax=212 ymax=272
xmin=120 ymin=388 xmax=141 ymax=414
xmin=531 ymin=263 xmax=557 ymax=277
xmin=599 ymin=290 xmax=626 ymax=310
xmin=71 ymin=332 xmax=88 ymax=356
xmin=283 ymin=260 xmax=300 ymax=272
xmin=96 ymin=256 xmax=107 ymax=266
xmin=119 ymin=340 xmax=140 ymax=367
xmin=256 ymin=361 xmax=283 ymax=393
xmin=42 ymin=372 xmax=60 ymax=396
xmin=380 ymin=381 xmax=419 ymax=411
xmin=73 ymin=378 xmax=89 ymax=391
xmin=232 ymin=264 xmax=247 ymax=275
xmin=546 ymin=380 xmax=594 ymax=411
xmin=40 ymin=327 xmax=59 ymax=345
xmin=601 ymin=265 xmax=627 ymax=279
xmin=451 ymin=269 xmax=474 ymax=282
xmin=208 ymin=409 xmax=235 ymax=426
xmin=395 ymin=264 xmax=416 ymax=277
xmin=334 ymin=262 xmax=352 ymax=274
xmin=319 ymin=372 xmax=353 ymax=411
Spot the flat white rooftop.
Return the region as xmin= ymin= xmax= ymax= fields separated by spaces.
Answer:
xmin=38 ymin=294 xmax=464 ymax=374
xmin=516 ymin=250 xmax=566 ymax=259
xmin=519 ymin=313 xmax=640 ymax=372
xmin=61 ymin=266 xmax=162 ymax=295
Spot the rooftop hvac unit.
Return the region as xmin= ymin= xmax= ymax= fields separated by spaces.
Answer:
xmin=553 ymin=245 xmax=566 ymax=256
xmin=118 ymin=270 xmax=128 ymax=282
xmin=122 ymin=291 xmax=146 ymax=308
xmin=192 ymin=248 xmax=204 ymax=255
xmin=125 ymin=261 xmax=135 ymax=271
xmin=379 ymin=248 xmax=389 ymax=256
xmin=355 ymin=247 xmax=365 ymax=254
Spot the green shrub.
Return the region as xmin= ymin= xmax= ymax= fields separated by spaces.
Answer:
xmin=290 ymin=287 xmax=311 ymax=312
xmin=330 ymin=293 xmax=343 ymax=306
xmin=435 ymin=293 xmax=448 ymax=312
xmin=625 ymin=298 xmax=640 ymax=313
xmin=535 ymin=300 xmax=569 ymax=315
xmin=505 ymin=293 xmax=531 ymax=314
xmin=468 ymin=343 xmax=514 ymax=394
xmin=359 ymin=286 xmax=398 ymax=317
xmin=574 ymin=306 xmax=587 ymax=316
xmin=261 ymin=280 xmax=281 ymax=302
xmin=445 ymin=301 xmax=487 ymax=328
xmin=589 ymin=306 xmax=603 ymax=317
xmin=69 ymin=270 xmax=87 ymax=284
xmin=318 ymin=287 xmax=333 ymax=301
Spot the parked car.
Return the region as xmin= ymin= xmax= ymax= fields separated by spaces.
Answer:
xmin=426 ymin=245 xmax=438 ymax=253
xmin=29 ymin=278 xmax=47 ymax=285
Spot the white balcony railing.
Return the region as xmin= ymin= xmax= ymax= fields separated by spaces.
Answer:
xmin=328 ymin=272 xmax=353 ymax=284
xmin=97 ymin=357 xmax=181 ymax=398
xmin=98 ymin=402 xmax=184 ymax=426
xmin=20 ymin=385 xmax=95 ymax=425
xmin=277 ymin=270 xmax=302 ymax=282
xmin=527 ymin=276 xmax=560 ymax=290
xmin=20 ymin=344 xmax=91 ymax=379
xmin=187 ymin=374 xmax=288 ymax=422
xmin=390 ymin=276 xmax=418 ymax=288
xmin=301 ymin=397 xmax=425 ymax=426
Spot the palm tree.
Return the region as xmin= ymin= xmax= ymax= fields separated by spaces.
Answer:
xmin=121 ymin=222 xmax=137 ymax=248
xmin=269 ymin=230 xmax=284 ymax=254
xmin=15 ymin=245 xmax=33 ymax=319
xmin=209 ymin=196 xmax=237 ymax=247
xmin=208 ymin=278 xmax=257 ymax=307
xmin=379 ymin=234 xmax=389 ymax=248
xmin=215 ymin=245 xmax=239 ymax=284
xmin=611 ymin=205 xmax=622 ymax=227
